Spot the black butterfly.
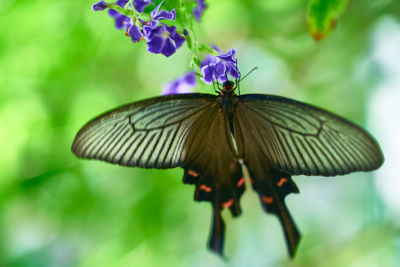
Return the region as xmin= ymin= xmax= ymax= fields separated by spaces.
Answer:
xmin=71 ymin=80 xmax=383 ymax=257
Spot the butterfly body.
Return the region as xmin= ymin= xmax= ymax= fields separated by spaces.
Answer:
xmin=72 ymin=81 xmax=383 ymax=257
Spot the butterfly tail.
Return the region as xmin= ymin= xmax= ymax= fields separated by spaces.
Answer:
xmin=251 ymin=167 xmax=301 ymax=258
xmin=182 ymin=165 xmax=244 ymax=256
xmin=208 ymin=203 xmax=225 ymax=256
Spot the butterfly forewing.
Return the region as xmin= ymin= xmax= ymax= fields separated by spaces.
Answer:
xmin=72 ymin=94 xmax=217 ymax=168
xmin=234 ymin=94 xmax=384 ymax=176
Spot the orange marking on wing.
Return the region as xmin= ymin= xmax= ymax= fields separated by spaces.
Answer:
xmin=199 ymin=184 xmax=212 ymax=193
xmin=276 ymin=177 xmax=288 ymax=187
xmin=250 ymin=178 xmax=255 ymax=184
xmin=222 ymin=199 xmax=234 ymax=209
xmin=261 ymin=195 xmax=274 ymax=204
xmin=187 ymin=169 xmax=199 ymax=177
xmin=236 ymin=177 xmax=245 ymax=187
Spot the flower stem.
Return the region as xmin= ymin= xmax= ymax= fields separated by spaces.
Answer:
xmin=108 ymin=3 xmax=134 ymax=17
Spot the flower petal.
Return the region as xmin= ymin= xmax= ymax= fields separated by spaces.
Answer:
xmin=200 ymin=55 xmax=218 ymax=68
xmin=217 ymin=48 xmax=237 ymax=63
xmin=201 ymin=65 xmax=216 ymax=84
xmin=133 ymin=0 xmax=153 ymax=12
xmin=147 ymin=35 xmax=164 ymax=53
xmin=154 ymin=9 xmax=176 ymax=21
xmin=165 ymin=25 xmax=185 ymax=48
xmin=200 ymin=47 xmax=241 ymax=83
xmin=162 ymin=72 xmax=197 ymax=95
xmin=214 ymin=61 xmax=227 ymax=79
xmin=183 ymin=71 xmax=197 ymax=86
xmin=128 ymin=24 xmax=143 ymax=42
xmin=160 ymin=38 xmax=176 ymax=57
xmin=143 ymin=24 xmax=164 ymax=40
xmin=151 ymin=2 xmax=176 ymax=21
xmin=92 ymin=0 xmax=108 ymax=11
xmin=193 ymin=0 xmax=207 ymax=22
xmin=115 ymin=14 xmax=130 ymax=30
xmin=116 ymin=0 xmax=129 ymax=7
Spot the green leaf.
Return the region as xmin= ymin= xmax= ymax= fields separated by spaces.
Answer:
xmin=307 ymin=0 xmax=348 ymax=41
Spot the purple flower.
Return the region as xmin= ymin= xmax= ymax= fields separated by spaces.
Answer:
xmin=162 ymin=72 xmax=197 ymax=95
xmin=151 ymin=3 xmax=176 ymax=21
xmin=92 ymin=0 xmax=185 ymax=57
xmin=126 ymin=23 xmax=143 ymax=42
xmin=144 ymin=24 xmax=185 ymax=57
xmin=140 ymin=3 xmax=185 ymax=57
xmin=108 ymin=0 xmax=130 ymax=30
xmin=201 ymin=48 xmax=240 ymax=84
xmin=92 ymin=0 xmax=108 ymax=11
xmin=133 ymin=0 xmax=153 ymax=12
xmin=193 ymin=0 xmax=207 ymax=22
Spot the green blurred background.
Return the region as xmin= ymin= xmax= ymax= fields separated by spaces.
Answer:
xmin=1 ymin=0 xmax=399 ymax=266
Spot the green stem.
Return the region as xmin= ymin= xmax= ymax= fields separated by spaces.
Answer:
xmin=128 ymin=0 xmax=140 ymax=17
xmin=107 ymin=3 xmax=134 ymax=17
xmin=179 ymin=0 xmax=201 ymax=70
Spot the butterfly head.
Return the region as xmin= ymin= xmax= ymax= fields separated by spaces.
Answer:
xmin=220 ymin=80 xmax=236 ymax=96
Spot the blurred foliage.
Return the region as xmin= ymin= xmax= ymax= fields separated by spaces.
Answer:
xmin=0 ymin=0 xmax=399 ymax=266
xmin=307 ymin=0 xmax=348 ymax=41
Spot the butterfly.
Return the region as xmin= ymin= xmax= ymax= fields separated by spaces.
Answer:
xmin=71 ymin=80 xmax=384 ymax=258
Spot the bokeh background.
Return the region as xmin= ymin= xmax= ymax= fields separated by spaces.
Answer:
xmin=1 ymin=0 xmax=399 ymax=266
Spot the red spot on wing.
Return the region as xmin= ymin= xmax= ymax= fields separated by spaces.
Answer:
xmin=276 ymin=177 xmax=288 ymax=187
xmin=261 ymin=195 xmax=274 ymax=204
xmin=187 ymin=169 xmax=199 ymax=177
xmin=222 ymin=198 xmax=234 ymax=209
xmin=199 ymin=184 xmax=212 ymax=193
xmin=236 ymin=177 xmax=245 ymax=187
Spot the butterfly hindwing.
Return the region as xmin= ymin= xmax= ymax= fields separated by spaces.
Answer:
xmin=233 ymin=94 xmax=384 ymax=256
xmin=233 ymin=115 xmax=300 ymax=256
xmin=181 ymin=105 xmax=244 ymax=255
xmin=250 ymin=165 xmax=300 ymax=257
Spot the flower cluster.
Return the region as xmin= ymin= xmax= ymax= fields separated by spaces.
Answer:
xmin=93 ymin=0 xmax=239 ymax=94
xmin=200 ymin=48 xmax=240 ymax=84
xmin=162 ymin=47 xmax=240 ymax=94
xmin=92 ymin=0 xmax=185 ymax=57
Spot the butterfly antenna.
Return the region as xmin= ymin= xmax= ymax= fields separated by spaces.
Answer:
xmin=239 ymin=67 xmax=258 ymax=82
xmin=235 ymin=60 xmax=240 ymax=95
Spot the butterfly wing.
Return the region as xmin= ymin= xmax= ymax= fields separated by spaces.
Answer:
xmin=235 ymin=94 xmax=384 ymax=176
xmin=72 ymin=93 xmax=244 ymax=256
xmin=72 ymin=93 xmax=217 ymax=168
xmin=233 ymin=94 xmax=384 ymax=257
xmin=181 ymin=103 xmax=244 ymax=255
